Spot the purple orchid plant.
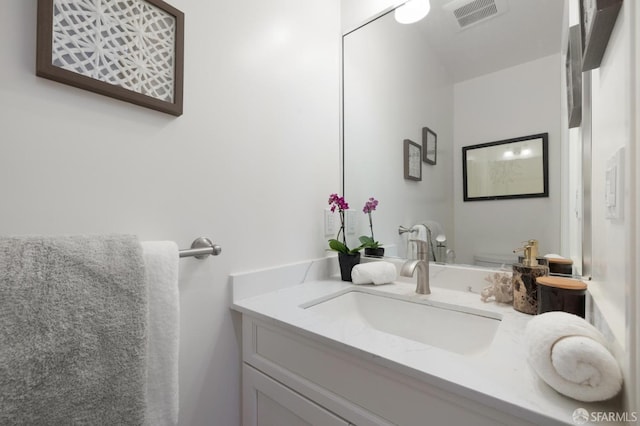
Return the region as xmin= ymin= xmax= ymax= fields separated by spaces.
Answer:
xmin=359 ymin=197 xmax=381 ymax=249
xmin=327 ymin=193 xmax=363 ymax=254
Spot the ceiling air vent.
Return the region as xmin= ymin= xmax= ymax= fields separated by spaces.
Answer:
xmin=443 ymin=0 xmax=508 ymax=30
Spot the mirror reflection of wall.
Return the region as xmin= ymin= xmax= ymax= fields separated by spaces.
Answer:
xmin=343 ymin=0 xmax=572 ymax=265
xmin=344 ymin=6 xmax=454 ymax=258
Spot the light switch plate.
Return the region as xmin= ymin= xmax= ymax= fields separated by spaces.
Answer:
xmin=345 ymin=209 xmax=357 ymax=235
xmin=605 ymin=147 xmax=624 ymax=220
xmin=324 ymin=209 xmax=338 ymax=236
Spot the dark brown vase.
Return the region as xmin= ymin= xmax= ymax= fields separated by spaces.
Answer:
xmin=338 ymin=252 xmax=361 ymax=281
xmin=364 ymin=247 xmax=385 ymax=257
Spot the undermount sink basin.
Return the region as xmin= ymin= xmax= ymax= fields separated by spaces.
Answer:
xmin=304 ymin=290 xmax=501 ymax=356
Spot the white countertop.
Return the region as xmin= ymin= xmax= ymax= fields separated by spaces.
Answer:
xmin=231 ymin=262 xmax=624 ymax=425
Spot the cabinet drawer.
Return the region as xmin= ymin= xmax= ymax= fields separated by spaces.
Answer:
xmin=243 ymin=364 xmax=349 ymax=426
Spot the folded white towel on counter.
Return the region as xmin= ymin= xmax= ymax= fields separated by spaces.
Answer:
xmin=525 ymin=311 xmax=622 ymax=402
xmin=351 ymin=261 xmax=397 ymax=285
xmin=142 ymin=241 xmax=180 ymax=426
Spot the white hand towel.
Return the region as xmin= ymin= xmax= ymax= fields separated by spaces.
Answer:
xmin=351 ymin=261 xmax=397 ymax=285
xmin=142 ymin=241 xmax=180 ymax=426
xmin=524 ymin=311 xmax=622 ymax=402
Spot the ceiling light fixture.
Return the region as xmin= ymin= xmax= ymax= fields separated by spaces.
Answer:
xmin=395 ymin=0 xmax=431 ymax=24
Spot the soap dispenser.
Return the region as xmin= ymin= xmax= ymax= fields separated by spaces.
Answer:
xmin=512 ymin=239 xmax=549 ymax=315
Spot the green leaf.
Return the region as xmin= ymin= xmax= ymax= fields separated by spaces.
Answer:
xmin=328 ymin=239 xmax=348 ymax=253
xmin=348 ymin=244 xmax=364 ymax=254
xmin=358 ymin=235 xmax=380 ymax=248
xmin=358 ymin=235 xmax=373 ymax=245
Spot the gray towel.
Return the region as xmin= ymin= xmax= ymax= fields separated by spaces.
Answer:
xmin=0 ymin=235 xmax=148 ymax=425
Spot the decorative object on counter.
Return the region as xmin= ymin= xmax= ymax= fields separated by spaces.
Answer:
xmin=579 ymin=0 xmax=623 ymax=72
xmin=512 ymin=240 xmax=549 ymax=314
xmin=536 ymin=276 xmax=587 ymax=318
xmin=517 ymin=255 xmax=548 ymax=267
xmin=422 ymin=126 xmax=437 ymax=165
xmin=359 ymin=197 xmax=384 ymax=257
xmin=462 ymin=133 xmax=549 ymax=201
xmin=403 ymin=139 xmax=422 ymax=181
xmin=546 ymin=256 xmax=574 ymax=275
xmin=480 ymin=272 xmax=513 ymax=304
xmin=36 ymin=0 xmax=185 ymax=116
xmin=327 ymin=193 xmax=363 ymax=281
xmin=337 ymin=252 xmax=361 ymax=282
xmin=525 ymin=311 xmax=623 ymax=402
xmin=351 ymin=261 xmax=397 ymax=285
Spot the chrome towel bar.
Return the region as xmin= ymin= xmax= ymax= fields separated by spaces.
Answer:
xmin=179 ymin=237 xmax=222 ymax=260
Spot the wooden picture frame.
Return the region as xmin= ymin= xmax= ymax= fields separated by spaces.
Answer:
xmin=36 ymin=0 xmax=185 ymax=116
xmin=404 ymin=139 xmax=422 ymax=181
xmin=579 ymin=0 xmax=622 ymax=71
xmin=567 ymin=25 xmax=582 ymax=128
xmin=422 ymin=127 xmax=437 ymax=165
xmin=462 ymin=133 xmax=549 ymax=202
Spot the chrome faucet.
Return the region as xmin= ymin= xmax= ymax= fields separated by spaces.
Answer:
xmin=410 ymin=239 xmax=429 ymax=263
xmin=401 ymin=239 xmax=430 ymax=294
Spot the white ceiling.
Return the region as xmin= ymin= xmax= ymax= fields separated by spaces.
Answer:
xmin=414 ymin=0 xmax=567 ymax=82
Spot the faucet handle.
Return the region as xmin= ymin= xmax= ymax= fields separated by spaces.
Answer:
xmin=398 ymin=225 xmax=417 ymax=235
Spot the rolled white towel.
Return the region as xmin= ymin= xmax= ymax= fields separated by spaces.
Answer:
xmin=351 ymin=261 xmax=397 ymax=285
xmin=525 ymin=311 xmax=622 ymax=402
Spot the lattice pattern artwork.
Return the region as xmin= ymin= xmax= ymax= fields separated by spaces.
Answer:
xmin=51 ymin=0 xmax=176 ymax=102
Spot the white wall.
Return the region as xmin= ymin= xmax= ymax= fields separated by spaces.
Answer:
xmin=343 ymin=10 xmax=454 ymax=256
xmin=453 ymin=54 xmax=563 ymax=264
xmin=0 ymin=1 xmax=341 ymax=425
xmin=583 ymin=0 xmax=638 ymax=411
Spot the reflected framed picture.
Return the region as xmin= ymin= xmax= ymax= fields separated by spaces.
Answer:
xmin=422 ymin=127 xmax=437 ymax=165
xmin=36 ymin=0 xmax=184 ymax=116
xmin=462 ymin=133 xmax=549 ymax=202
xmin=404 ymin=139 xmax=422 ymax=181
xmin=579 ymin=0 xmax=622 ymax=71
xmin=566 ymin=25 xmax=582 ymax=128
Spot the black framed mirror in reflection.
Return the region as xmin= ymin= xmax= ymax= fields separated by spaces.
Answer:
xmin=342 ymin=0 xmax=581 ymax=272
xmin=462 ymin=133 xmax=549 ymax=202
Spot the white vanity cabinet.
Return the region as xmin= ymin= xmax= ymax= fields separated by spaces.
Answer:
xmin=241 ymin=314 xmax=539 ymax=426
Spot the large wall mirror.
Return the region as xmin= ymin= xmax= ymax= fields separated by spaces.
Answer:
xmin=342 ymin=0 xmax=582 ymax=270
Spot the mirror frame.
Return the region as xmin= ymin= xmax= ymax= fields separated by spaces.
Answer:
xmin=462 ymin=133 xmax=549 ymax=202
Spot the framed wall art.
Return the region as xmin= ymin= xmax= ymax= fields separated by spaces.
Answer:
xmin=462 ymin=133 xmax=549 ymax=202
xmin=579 ymin=0 xmax=622 ymax=71
xmin=566 ymin=25 xmax=582 ymax=128
xmin=36 ymin=0 xmax=185 ymax=116
xmin=404 ymin=139 xmax=422 ymax=181
xmin=422 ymin=127 xmax=437 ymax=165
